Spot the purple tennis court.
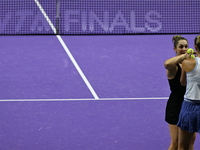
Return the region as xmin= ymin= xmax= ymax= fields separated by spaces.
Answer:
xmin=1 ymin=34 xmax=200 ymax=150
xmin=1 ymin=0 xmax=200 ymax=150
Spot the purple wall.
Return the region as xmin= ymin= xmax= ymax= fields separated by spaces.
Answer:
xmin=0 ymin=0 xmax=200 ymax=34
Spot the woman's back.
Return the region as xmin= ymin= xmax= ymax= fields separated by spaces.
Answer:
xmin=185 ymin=57 xmax=200 ymax=101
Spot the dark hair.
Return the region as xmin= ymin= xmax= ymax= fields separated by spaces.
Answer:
xmin=194 ymin=35 xmax=200 ymax=45
xmin=172 ymin=35 xmax=188 ymax=48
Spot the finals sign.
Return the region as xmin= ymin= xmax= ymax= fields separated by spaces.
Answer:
xmin=59 ymin=0 xmax=199 ymax=34
xmin=64 ymin=10 xmax=162 ymax=33
xmin=0 ymin=0 xmax=199 ymax=35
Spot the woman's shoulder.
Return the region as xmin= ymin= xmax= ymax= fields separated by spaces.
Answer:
xmin=182 ymin=58 xmax=196 ymax=65
xmin=182 ymin=58 xmax=196 ymax=73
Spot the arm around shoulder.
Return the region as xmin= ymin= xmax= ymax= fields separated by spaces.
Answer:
xmin=164 ymin=54 xmax=186 ymax=70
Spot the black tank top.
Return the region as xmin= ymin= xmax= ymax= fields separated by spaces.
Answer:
xmin=168 ymin=64 xmax=186 ymax=99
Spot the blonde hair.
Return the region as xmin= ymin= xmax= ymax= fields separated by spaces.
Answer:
xmin=196 ymin=37 xmax=200 ymax=51
xmin=194 ymin=35 xmax=200 ymax=45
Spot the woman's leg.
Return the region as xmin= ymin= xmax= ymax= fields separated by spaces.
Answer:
xmin=178 ymin=129 xmax=195 ymax=150
xmin=168 ymin=124 xmax=179 ymax=150
xmin=188 ymin=132 xmax=196 ymax=150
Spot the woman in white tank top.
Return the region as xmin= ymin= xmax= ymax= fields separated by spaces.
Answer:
xmin=178 ymin=35 xmax=200 ymax=150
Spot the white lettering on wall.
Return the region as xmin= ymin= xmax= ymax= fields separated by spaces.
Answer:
xmin=0 ymin=9 xmax=162 ymax=33
xmin=65 ymin=9 xmax=162 ymax=33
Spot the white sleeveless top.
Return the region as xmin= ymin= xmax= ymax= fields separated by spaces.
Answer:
xmin=184 ymin=57 xmax=200 ymax=102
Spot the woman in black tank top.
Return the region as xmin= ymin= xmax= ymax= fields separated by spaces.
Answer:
xmin=164 ymin=35 xmax=196 ymax=150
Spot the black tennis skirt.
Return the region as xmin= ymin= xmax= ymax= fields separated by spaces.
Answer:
xmin=165 ymin=97 xmax=183 ymax=125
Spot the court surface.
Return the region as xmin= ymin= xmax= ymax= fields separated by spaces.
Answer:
xmin=0 ymin=34 xmax=200 ymax=150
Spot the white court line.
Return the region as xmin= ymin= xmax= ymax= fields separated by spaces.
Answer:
xmin=34 ymin=0 xmax=99 ymax=99
xmin=0 ymin=97 xmax=168 ymax=102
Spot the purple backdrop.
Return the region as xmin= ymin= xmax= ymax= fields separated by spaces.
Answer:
xmin=0 ymin=0 xmax=200 ymax=34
